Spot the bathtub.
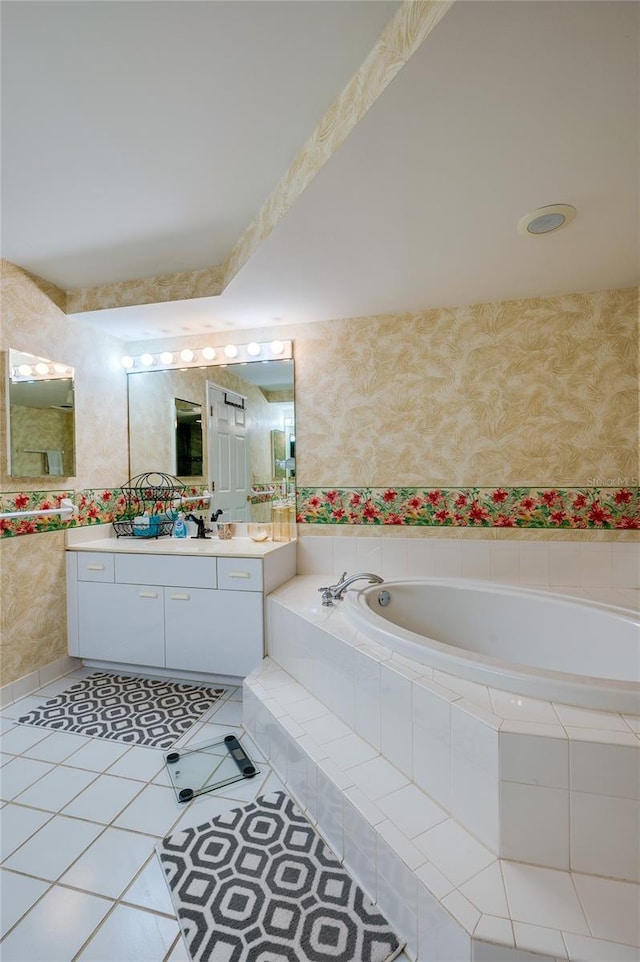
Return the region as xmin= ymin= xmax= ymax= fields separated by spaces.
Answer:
xmin=345 ymin=579 xmax=640 ymax=713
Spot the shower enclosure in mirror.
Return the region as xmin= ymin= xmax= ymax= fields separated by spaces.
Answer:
xmin=7 ymin=349 xmax=76 ymax=477
xmin=127 ymin=357 xmax=294 ymax=521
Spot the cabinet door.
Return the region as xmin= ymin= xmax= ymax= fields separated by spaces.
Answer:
xmin=165 ymin=588 xmax=263 ymax=676
xmin=78 ymin=582 xmax=165 ymax=667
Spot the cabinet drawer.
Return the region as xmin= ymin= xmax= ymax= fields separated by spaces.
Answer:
xmin=77 ymin=552 xmax=115 ymax=582
xmin=115 ymin=554 xmax=217 ymax=588
xmin=217 ymin=558 xmax=263 ymax=591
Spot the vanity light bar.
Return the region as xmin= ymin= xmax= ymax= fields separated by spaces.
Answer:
xmin=121 ymin=340 xmax=292 ymax=373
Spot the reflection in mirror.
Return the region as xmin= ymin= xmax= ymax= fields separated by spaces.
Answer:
xmin=175 ymin=398 xmax=203 ymax=476
xmin=7 ymin=349 xmax=76 ymax=477
xmin=128 ymin=359 xmax=294 ymax=521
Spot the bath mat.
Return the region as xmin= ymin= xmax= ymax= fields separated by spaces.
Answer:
xmin=17 ymin=672 xmax=226 ymax=750
xmin=158 ymin=790 xmax=404 ymax=962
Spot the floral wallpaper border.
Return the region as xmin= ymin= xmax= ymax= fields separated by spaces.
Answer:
xmin=0 ymin=487 xmax=210 ymax=538
xmin=1 ymin=485 xmax=638 ymax=538
xmin=296 ymin=487 xmax=640 ymax=530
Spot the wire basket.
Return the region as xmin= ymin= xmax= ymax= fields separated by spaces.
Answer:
xmin=113 ymin=472 xmax=186 ymax=538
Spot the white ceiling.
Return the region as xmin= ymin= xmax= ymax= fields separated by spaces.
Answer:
xmin=2 ymin=1 xmax=638 ymax=342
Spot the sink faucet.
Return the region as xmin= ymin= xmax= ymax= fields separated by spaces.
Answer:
xmin=186 ymin=514 xmax=211 ymax=539
xmin=318 ymin=571 xmax=383 ymax=606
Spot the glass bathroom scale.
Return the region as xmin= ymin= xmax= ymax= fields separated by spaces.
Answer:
xmin=164 ymin=733 xmax=260 ymax=803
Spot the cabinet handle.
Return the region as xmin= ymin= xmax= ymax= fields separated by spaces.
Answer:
xmin=169 ymin=593 xmax=190 ymax=601
xmin=86 ymin=564 xmax=105 ymax=571
xmin=138 ymin=591 xmax=159 ymax=599
xmin=228 ymin=571 xmax=251 ymax=579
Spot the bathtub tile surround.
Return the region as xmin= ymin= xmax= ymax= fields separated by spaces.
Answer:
xmin=248 ymin=576 xmax=640 ymax=959
xmin=297 ymin=486 xmax=639 ymax=531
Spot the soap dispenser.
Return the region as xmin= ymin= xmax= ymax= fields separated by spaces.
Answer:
xmin=172 ymin=512 xmax=188 ymax=539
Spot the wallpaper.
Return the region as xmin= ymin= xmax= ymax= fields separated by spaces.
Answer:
xmin=65 ymin=1 xmax=453 ymax=314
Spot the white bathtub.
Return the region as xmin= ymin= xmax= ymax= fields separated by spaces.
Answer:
xmin=345 ymin=579 xmax=640 ymax=713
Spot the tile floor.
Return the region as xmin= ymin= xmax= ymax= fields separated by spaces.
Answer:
xmin=0 ymin=668 xmax=412 ymax=962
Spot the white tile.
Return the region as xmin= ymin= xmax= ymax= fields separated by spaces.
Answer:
xmin=434 ymin=672 xmax=492 ymax=712
xmin=0 ymin=869 xmax=49 ymax=936
xmin=490 ymin=544 xmax=521 ymax=585
xmin=413 ymin=680 xmax=452 ymax=810
xmin=10 ymin=672 xmax=41 ymax=701
xmin=473 ymin=914 xmax=514 ymax=947
xmin=442 ymin=890 xmax=481 ymax=933
xmin=611 ymin=544 xmax=640 ymax=589
xmin=2 ymin=696 xmax=49 ymax=719
xmin=381 ymin=537 xmax=409 ymax=578
xmin=518 ymin=544 xmax=550 ymax=586
xmin=285 ymin=696 xmax=328 ymax=724
xmin=121 ymin=854 xmax=175 ymax=915
xmin=472 ymin=941 xmax=552 ymax=962
xmin=461 ymin=542 xmax=492 ymax=581
xmin=65 ymin=738 xmax=133 ymax=772
xmin=343 ymin=786 xmax=385 ymax=828
xmin=0 ymin=725 xmax=51 ymax=755
xmin=452 ymin=705 xmax=499 ymax=851
xmin=570 ymin=791 xmax=639 ymax=881
xmin=22 ymin=730 xmax=90 ymax=763
xmin=0 ymin=884 xmax=112 ymax=961
xmin=415 ymin=819 xmax=495 ymax=887
xmin=501 ymin=861 xmax=589 ymax=934
xmin=376 ymin=819 xmax=427 ymax=872
xmin=553 ymin=704 xmax=629 ymax=731
xmin=61 ymin=826 xmax=154 ymax=898
xmin=499 ymin=718 xmax=568 ymax=739
xmin=77 ymin=903 xmax=178 ymax=961
xmin=0 ymin=756 xmax=54 ymax=800
xmin=499 ymin=782 xmax=569 ymax=869
xmin=499 ymin=731 xmax=568 ymax=788
xmin=376 ymin=836 xmax=419 ymax=957
xmin=572 ymin=873 xmax=640 ymax=945
xmin=459 ymin=861 xmax=509 ymax=918
xmin=0 ymin=803 xmax=53 ymax=860
xmin=207 ymin=698 xmax=243 ymax=727
xmin=323 ymin=732 xmax=378 ymax=770
xmin=415 ymin=862 xmax=454 ymax=900
xmin=3 ymin=814 xmax=103 ymax=881
xmin=104 ymin=746 xmax=165 ymax=781
xmin=548 ymin=544 xmax=581 ymax=587
xmin=513 ymin=921 xmax=567 ymax=958
xmin=623 ymin=715 xmax=640 ymax=734
xmin=377 ymin=783 xmax=447 ymax=839
xmin=353 ymin=647 xmax=382 ymax=751
xmin=432 ymin=542 xmax=463 ymax=579
xmin=418 ymin=880 xmax=471 ymax=962
xmin=63 ymin=773 xmax=144 ymax=823
xmin=490 ymin=690 xmax=558 ymax=724
xmin=565 ymin=727 xmax=638 ymax=746
xmin=343 ymin=835 xmax=377 ymax=901
xmin=570 ymin=741 xmax=640 ymax=799
xmin=563 ymin=932 xmax=639 ymax=962
xmin=302 ymin=714 xmax=352 ymax=745
xmin=348 ymin=756 xmax=409 ymax=800
xmin=579 ymin=543 xmax=612 ymax=587
xmin=166 ymin=933 xmax=191 ymax=962
xmin=114 ymin=784 xmax=181 ymax=838
xmin=16 ymin=765 xmax=98 ymax=812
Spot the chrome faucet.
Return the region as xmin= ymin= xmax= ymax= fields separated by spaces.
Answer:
xmin=318 ymin=571 xmax=383 ymax=606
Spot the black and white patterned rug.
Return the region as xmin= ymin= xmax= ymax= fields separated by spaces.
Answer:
xmin=158 ymin=790 xmax=404 ymax=962
xmin=18 ymin=672 xmax=226 ymax=750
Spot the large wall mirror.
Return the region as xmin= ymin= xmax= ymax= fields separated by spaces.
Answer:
xmin=6 ymin=349 xmax=76 ymax=477
xmin=127 ymin=357 xmax=294 ymax=521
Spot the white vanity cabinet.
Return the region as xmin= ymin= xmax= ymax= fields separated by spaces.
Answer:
xmin=66 ymin=541 xmax=295 ymax=680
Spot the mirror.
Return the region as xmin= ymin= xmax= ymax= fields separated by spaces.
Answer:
xmin=128 ymin=358 xmax=294 ymax=520
xmin=7 ymin=349 xmax=76 ymax=477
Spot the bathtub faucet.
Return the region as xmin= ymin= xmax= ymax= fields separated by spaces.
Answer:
xmin=318 ymin=571 xmax=383 ymax=606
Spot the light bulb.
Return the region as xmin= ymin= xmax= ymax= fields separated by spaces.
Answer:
xmin=247 ymin=342 xmax=261 ymax=357
xmin=140 ymin=353 xmax=154 ymax=366
xmin=35 ymin=362 xmax=50 ymax=375
xmin=160 ymin=352 xmax=173 ymax=364
xmin=202 ymin=346 xmax=216 ymax=360
xmin=224 ymin=344 xmax=238 ymax=359
xmin=18 ymin=364 xmax=32 ymax=376
xmin=270 ymin=340 xmax=284 ymax=355
xmin=53 ymin=363 xmax=67 ymax=374
xmin=121 ymin=356 xmax=134 ymax=369
xmin=180 ymin=349 xmax=195 ymax=362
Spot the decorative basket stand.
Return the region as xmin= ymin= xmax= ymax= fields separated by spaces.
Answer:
xmin=112 ymin=472 xmax=186 ymax=539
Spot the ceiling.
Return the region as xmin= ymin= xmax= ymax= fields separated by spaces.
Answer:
xmin=2 ymin=1 xmax=638 ymax=342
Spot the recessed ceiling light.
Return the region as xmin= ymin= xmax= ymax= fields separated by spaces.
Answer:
xmin=517 ymin=204 xmax=576 ymax=236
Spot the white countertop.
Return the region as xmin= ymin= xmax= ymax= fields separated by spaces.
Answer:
xmin=65 ymin=533 xmax=294 ymax=559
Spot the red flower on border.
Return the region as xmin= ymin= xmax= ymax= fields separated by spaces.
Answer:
xmin=13 ymin=494 xmax=30 ymax=509
xmin=308 ymin=496 xmax=321 ymax=510
xmin=541 ymin=490 xmax=560 ymax=506
xmin=587 ymin=502 xmax=613 ymax=526
xmin=362 ymin=501 xmax=380 ymax=521
xmin=617 ymin=515 xmax=639 ymax=529
xmin=455 ymin=494 xmax=468 ymax=508
xmin=0 ymin=519 xmax=12 ymax=532
xmin=495 ymin=514 xmax=515 ymax=527
xmin=349 ymin=512 xmax=360 ymax=523
xmin=383 ymin=489 xmax=398 ymax=503
xmin=100 ymin=490 xmax=112 ymax=502
xmin=570 ymin=514 xmax=588 ymax=527
xmin=350 ymin=493 xmax=362 ymax=507
xmin=492 ymin=489 xmax=509 ymax=503
xmin=427 ymin=490 xmax=442 ymax=505
xmin=615 ymin=488 xmax=633 ymax=505
xmin=326 ymin=490 xmax=340 ymax=504
xmin=520 ymin=497 xmax=536 ymax=510
xmin=434 ymin=509 xmax=450 ymax=523
xmin=332 ymin=508 xmax=346 ymax=520
xmin=407 ymin=496 xmax=423 ymax=510
xmin=469 ymin=501 xmax=490 ymax=523
xmin=385 ymin=513 xmax=404 ymax=524
xmin=87 ymin=504 xmax=101 ymax=519
xmin=550 ymin=510 xmax=567 ymax=525
xmin=454 ymin=513 xmax=466 ymax=524
xmin=572 ymin=494 xmax=588 ymax=510
xmin=16 ymin=519 xmax=37 ymax=534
